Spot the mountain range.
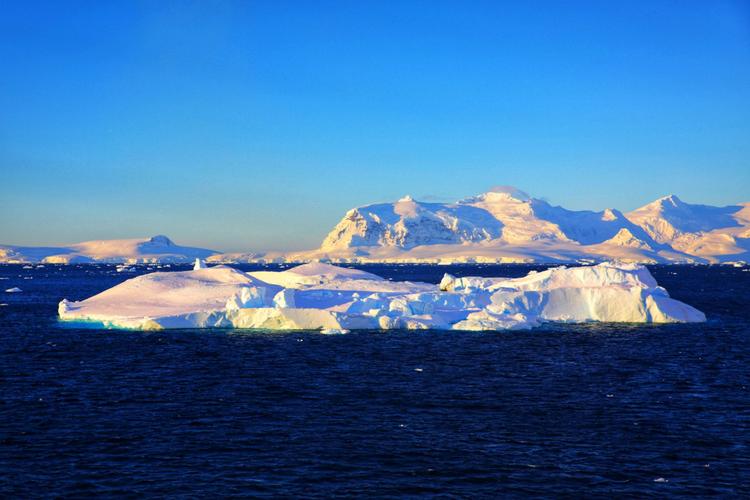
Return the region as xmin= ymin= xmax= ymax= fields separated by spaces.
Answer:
xmin=2 ymin=188 xmax=749 ymax=264
xmin=216 ymin=187 xmax=750 ymax=264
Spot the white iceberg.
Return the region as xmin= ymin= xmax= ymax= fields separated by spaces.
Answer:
xmin=5 ymin=287 xmax=22 ymax=293
xmin=57 ymin=262 xmax=705 ymax=331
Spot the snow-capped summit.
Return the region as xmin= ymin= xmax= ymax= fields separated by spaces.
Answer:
xmin=603 ymin=228 xmax=654 ymax=250
xmin=481 ymin=185 xmax=531 ymax=202
xmin=649 ymin=194 xmax=683 ymax=208
xmin=627 ymin=196 xmax=744 ymax=242
xmin=601 ymin=208 xmax=619 ymax=222
xmin=320 ymin=196 xmax=503 ymax=250
xmin=148 ymin=235 xmax=174 ymax=246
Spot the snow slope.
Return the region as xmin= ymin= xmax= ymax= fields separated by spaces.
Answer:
xmin=58 ymin=262 xmax=705 ymax=330
xmin=0 ymin=235 xmax=218 ymax=264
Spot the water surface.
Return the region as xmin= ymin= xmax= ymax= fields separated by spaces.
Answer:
xmin=1 ymin=264 xmax=748 ymax=497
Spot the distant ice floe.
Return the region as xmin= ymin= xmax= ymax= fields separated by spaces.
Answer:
xmin=58 ymin=262 xmax=706 ymax=331
xmin=5 ymin=287 xmax=22 ymax=293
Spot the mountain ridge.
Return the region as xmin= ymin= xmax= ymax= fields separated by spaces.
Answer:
xmin=2 ymin=190 xmax=748 ymax=264
xmin=250 ymin=189 xmax=750 ymax=264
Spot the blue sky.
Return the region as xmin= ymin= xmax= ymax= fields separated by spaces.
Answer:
xmin=1 ymin=0 xmax=749 ymax=251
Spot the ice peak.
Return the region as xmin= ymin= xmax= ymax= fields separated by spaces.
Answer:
xmin=398 ymin=195 xmax=414 ymax=203
xmin=485 ymin=185 xmax=530 ymax=201
xmin=463 ymin=186 xmax=531 ymax=204
xmin=607 ymin=228 xmax=652 ymax=250
xmin=602 ymin=208 xmax=619 ymax=221
xmin=656 ymin=194 xmax=683 ymax=207
xmin=629 ymin=194 xmax=686 ymax=216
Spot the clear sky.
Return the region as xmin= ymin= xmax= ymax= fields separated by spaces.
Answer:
xmin=1 ymin=1 xmax=749 ymax=251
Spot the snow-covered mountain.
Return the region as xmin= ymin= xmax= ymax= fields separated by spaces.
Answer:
xmin=320 ymin=188 xmax=657 ymax=250
xmin=0 ymin=235 xmax=219 ymax=264
xmin=213 ymin=187 xmax=748 ymax=264
xmin=625 ymin=195 xmax=750 ymax=261
xmin=3 ymin=190 xmax=748 ymax=265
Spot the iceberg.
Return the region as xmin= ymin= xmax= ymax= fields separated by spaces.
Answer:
xmin=58 ymin=262 xmax=705 ymax=331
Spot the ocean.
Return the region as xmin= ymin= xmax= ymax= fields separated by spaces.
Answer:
xmin=1 ymin=263 xmax=748 ymax=497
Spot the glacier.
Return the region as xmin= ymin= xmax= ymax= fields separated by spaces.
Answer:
xmin=58 ymin=262 xmax=705 ymax=331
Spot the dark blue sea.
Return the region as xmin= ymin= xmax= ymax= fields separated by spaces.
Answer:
xmin=1 ymin=263 xmax=749 ymax=497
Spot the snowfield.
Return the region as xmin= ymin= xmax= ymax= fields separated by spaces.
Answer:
xmin=58 ymin=261 xmax=705 ymax=331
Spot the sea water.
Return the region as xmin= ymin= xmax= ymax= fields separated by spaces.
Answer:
xmin=1 ymin=263 xmax=748 ymax=497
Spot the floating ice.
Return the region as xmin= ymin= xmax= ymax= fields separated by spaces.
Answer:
xmin=5 ymin=287 xmax=22 ymax=293
xmin=58 ymin=262 xmax=706 ymax=331
xmin=321 ymin=328 xmax=350 ymax=335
